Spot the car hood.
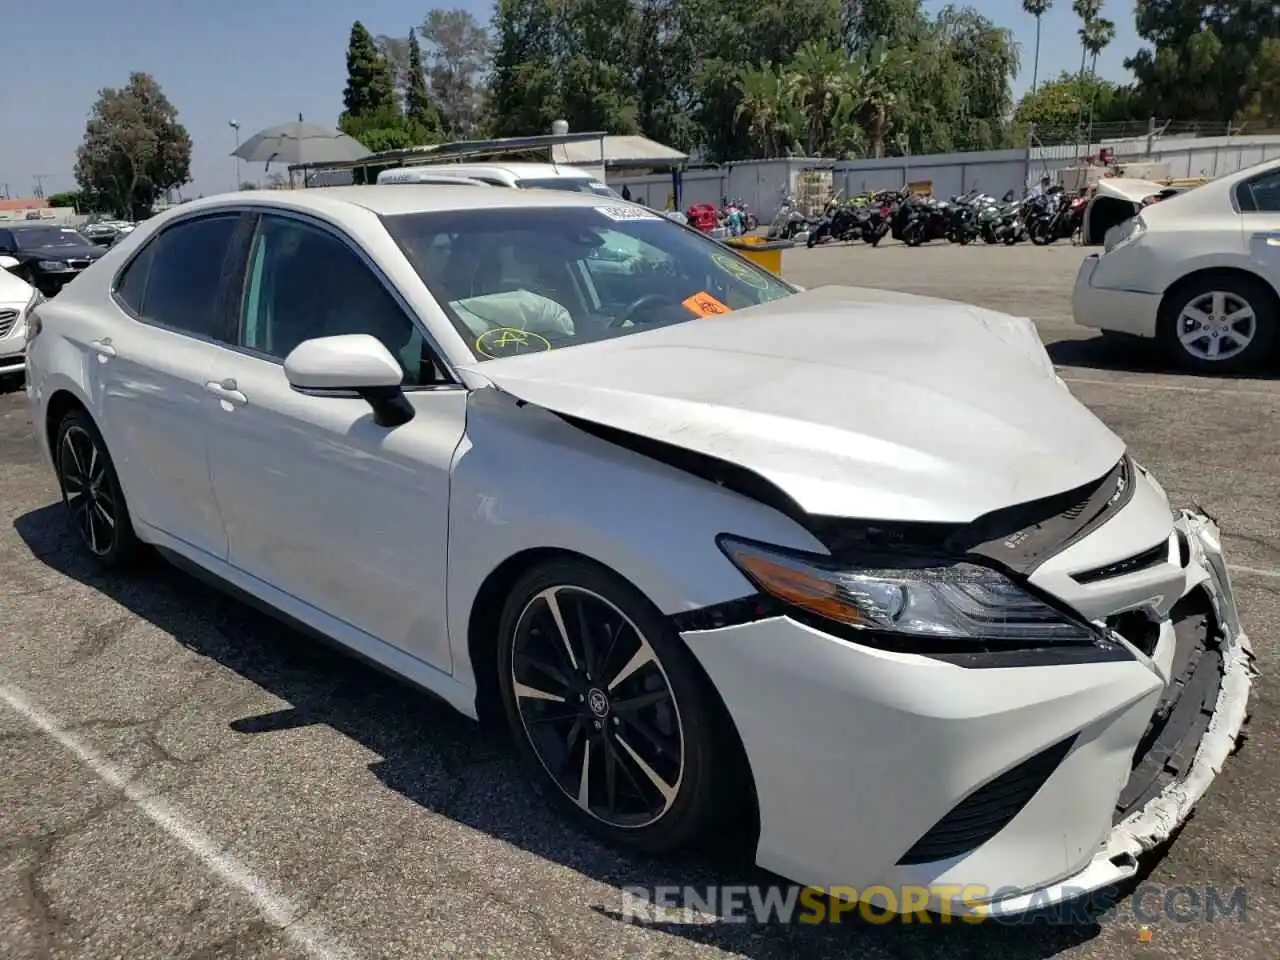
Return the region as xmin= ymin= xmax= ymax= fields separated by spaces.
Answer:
xmin=458 ymin=286 xmax=1125 ymax=523
xmin=0 ymin=267 xmax=34 ymax=305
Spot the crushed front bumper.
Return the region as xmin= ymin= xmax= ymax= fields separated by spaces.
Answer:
xmin=967 ymin=510 xmax=1254 ymax=916
xmin=680 ymin=511 xmax=1254 ymax=917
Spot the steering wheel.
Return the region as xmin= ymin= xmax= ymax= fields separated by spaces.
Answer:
xmin=609 ymin=292 xmax=677 ymax=328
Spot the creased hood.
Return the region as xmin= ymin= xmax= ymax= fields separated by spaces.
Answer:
xmin=459 ymin=287 xmax=1125 ymax=523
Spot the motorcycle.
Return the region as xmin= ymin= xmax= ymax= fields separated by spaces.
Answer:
xmin=860 ymin=190 xmax=899 ymax=246
xmin=1025 ymin=187 xmax=1086 ymax=245
xmin=806 ymin=192 xmax=862 ymax=247
xmin=944 ymin=189 xmax=984 ymax=245
xmin=895 ymin=194 xmax=949 ymax=246
xmin=767 ymin=195 xmax=811 ymax=240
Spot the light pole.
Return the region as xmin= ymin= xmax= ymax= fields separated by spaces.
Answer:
xmin=229 ymin=120 xmax=241 ymax=190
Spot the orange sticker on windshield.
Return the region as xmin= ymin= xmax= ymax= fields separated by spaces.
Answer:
xmin=682 ymin=291 xmax=732 ymax=317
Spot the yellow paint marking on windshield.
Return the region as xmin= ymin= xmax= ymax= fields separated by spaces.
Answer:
xmin=475 ymin=327 xmax=553 ymax=359
xmin=682 ymin=291 xmax=733 ymax=317
xmin=711 ymin=252 xmax=770 ymax=290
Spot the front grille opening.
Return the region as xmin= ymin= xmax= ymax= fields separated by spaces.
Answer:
xmin=0 ymin=309 xmax=17 ymax=339
xmin=1073 ymin=542 xmax=1168 ymax=584
xmin=1107 ymin=610 xmax=1160 ymax=656
xmin=1114 ymin=597 xmax=1223 ymax=824
xmin=897 ymin=735 xmax=1076 ymax=865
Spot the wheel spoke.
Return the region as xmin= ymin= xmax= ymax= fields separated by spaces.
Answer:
xmin=1224 ymin=306 xmax=1254 ymax=325
xmin=572 ymin=593 xmax=599 ymax=679
xmin=543 ymin=589 xmax=579 ymax=671
xmin=1208 ymin=336 xmax=1222 ymax=357
xmin=1179 ymin=326 xmax=1207 ymax=346
xmin=616 ymin=734 xmax=677 ymax=805
xmin=602 ymin=734 xmax=619 ymax=816
xmin=558 ymin=718 xmax=584 ymax=778
xmin=606 ymin=636 xmax=657 ymax=692
xmin=1211 ymin=291 xmax=1226 ymax=317
xmin=514 ymin=681 xmax=566 ymax=703
xmin=618 ymin=709 xmax=680 ymax=758
xmin=64 ymin=434 xmax=85 ymax=478
xmin=612 ymin=688 xmax=671 ymax=713
xmin=87 ymin=443 xmax=100 ymax=485
xmin=514 ymin=651 xmax=572 ymax=692
xmin=576 ymin=739 xmax=591 ymax=809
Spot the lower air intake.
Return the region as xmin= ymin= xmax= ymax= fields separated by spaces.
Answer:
xmin=897 ymin=734 xmax=1077 ymax=865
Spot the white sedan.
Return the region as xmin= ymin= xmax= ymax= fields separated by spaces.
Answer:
xmin=24 ymin=185 xmax=1252 ymax=915
xmin=0 ymin=258 xmax=39 ymax=382
xmin=1073 ymin=158 xmax=1280 ymax=372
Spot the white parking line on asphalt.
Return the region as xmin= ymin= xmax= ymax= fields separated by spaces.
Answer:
xmin=1062 ymin=375 xmax=1280 ymax=400
xmin=0 ymin=683 xmax=356 ymax=960
xmin=1229 ymin=564 xmax=1280 ymax=581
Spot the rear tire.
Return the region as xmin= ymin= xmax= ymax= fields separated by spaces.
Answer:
xmin=53 ymin=409 xmax=142 ymax=568
xmin=496 ymin=558 xmax=743 ymax=855
xmin=1157 ymin=274 xmax=1277 ymax=374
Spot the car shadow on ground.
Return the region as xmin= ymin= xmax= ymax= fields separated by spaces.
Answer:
xmin=1047 ymin=335 xmax=1280 ymax=381
xmin=16 ymin=502 xmax=1101 ymax=960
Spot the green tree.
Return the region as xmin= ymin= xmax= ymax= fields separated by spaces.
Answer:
xmin=734 ymin=65 xmax=800 ymax=157
xmin=341 ymin=21 xmax=397 ymax=119
xmin=1127 ymin=0 xmax=1280 ymax=125
xmin=421 ymin=8 xmax=493 ymax=135
xmin=1014 ymin=70 xmax=1138 ymax=132
xmin=73 ymin=72 xmax=192 ymax=220
xmin=634 ymin=0 xmax=699 ymax=151
xmin=405 ymin=28 xmax=442 ymax=140
xmin=45 ymin=190 xmax=83 ymax=210
xmin=487 ymin=0 xmax=562 ymax=136
xmin=1021 ymin=0 xmax=1052 ymax=92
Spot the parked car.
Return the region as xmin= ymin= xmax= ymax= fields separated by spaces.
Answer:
xmin=24 ymin=185 xmax=1251 ymax=916
xmin=0 ymin=224 xmax=107 ymax=297
xmin=0 ymin=262 xmax=39 ymax=383
xmin=1072 ymin=157 xmax=1280 ymax=372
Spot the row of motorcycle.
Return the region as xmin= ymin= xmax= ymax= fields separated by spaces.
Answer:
xmin=684 ymin=198 xmax=761 ymax=236
xmin=768 ymin=186 xmax=1087 ymax=248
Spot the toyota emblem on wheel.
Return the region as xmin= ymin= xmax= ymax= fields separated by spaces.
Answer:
xmin=587 ymin=688 xmax=610 ymax=718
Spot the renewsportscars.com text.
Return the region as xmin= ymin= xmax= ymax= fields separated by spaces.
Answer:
xmin=619 ymin=884 xmax=1249 ymax=926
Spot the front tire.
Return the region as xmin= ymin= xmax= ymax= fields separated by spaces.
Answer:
xmin=54 ymin=409 xmax=142 ymax=568
xmin=496 ymin=558 xmax=733 ymax=854
xmin=1157 ymin=275 xmax=1277 ymax=373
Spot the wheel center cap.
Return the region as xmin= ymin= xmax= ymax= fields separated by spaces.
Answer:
xmin=586 ymin=688 xmax=610 ymax=718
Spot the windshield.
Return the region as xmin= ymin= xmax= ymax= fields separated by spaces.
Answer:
xmin=516 ymin=176 xmax=621 ymax=198
xmin=14 ymin=227 xmax=89 ymax=249
xmin=382 ymin=205 xmax=794 ymax=361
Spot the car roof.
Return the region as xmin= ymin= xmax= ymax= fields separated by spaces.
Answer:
xmin=168 ymin=184 xmax=626 ymax=218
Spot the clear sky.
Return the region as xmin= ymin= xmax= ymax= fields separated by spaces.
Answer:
xmin=1 ymin=0 xmax=1140 ymax=200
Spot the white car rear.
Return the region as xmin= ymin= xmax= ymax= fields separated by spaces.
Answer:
xmin=1072 ymin=158 xmax=1280 ymax=372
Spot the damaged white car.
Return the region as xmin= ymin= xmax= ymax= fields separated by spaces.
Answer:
xmin=24 ymin=186 xmax=1253 ymax=915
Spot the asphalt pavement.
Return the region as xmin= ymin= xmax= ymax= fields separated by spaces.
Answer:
xmin=2 ymin=239 xmax=1278 ymax=959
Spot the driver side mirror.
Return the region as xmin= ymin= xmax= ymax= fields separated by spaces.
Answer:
xmin=284 ymin=334 xmax=414 ymax=428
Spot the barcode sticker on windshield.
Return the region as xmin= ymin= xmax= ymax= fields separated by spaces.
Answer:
xmin=682 ymin=291 xmax=732 ymax=317
xmin=596 ymin=204 xmax=662 ymax=221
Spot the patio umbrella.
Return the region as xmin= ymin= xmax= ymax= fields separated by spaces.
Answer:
xmin=231 ymin=119 xmax=371 ymax=166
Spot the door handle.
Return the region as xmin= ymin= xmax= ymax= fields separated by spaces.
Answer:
xmin=205 ymin=378 xmax=247 ymax=406
xmin=90 ymin=337 xmax=117 ymax=358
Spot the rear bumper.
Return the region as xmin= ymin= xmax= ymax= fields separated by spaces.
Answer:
xmin=682 ymin=510 xmax=1253 ymax=917
xmin=1072 ymin=255 xmax=1162 ymax=337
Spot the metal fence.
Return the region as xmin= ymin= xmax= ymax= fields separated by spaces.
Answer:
xmin=609 ymin=129 xmax=1280 ymax=223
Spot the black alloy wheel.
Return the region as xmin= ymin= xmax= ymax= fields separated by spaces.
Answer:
xmin=497 ymin=559 xmax=736 ymax=853
xmin=55 ymin=410 xmax=141 ymax=567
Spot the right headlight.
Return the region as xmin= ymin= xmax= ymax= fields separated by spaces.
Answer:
xmin=717 ymin=535 xmax=1097 ymax=645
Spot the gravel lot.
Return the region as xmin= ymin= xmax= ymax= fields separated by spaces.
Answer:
xmin=2 ymin=240 xmax=1278 ymax=960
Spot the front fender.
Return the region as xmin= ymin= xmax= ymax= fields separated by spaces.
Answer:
xmin=445 ymin=387 xmax=826 ymax=694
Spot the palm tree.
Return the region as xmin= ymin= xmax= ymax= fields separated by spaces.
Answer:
xmin=1081 ymin=16 xmax=1116 ymax=145
xmin=734 ymin=66 xmax=796 ymax=158
xmin=1071 ymin=0 xmax=1102 ymax=149
xmin=1021 ymin=0 xmax=1053 ymax=93
xmin=788 ymin=40 xmax=850 ymax=156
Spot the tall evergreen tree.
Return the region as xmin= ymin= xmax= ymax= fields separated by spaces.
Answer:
xmin=405 ymin=28 xmax=442 ymax=138
xmin=341 ymin=21 xmax=397 ymax=120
